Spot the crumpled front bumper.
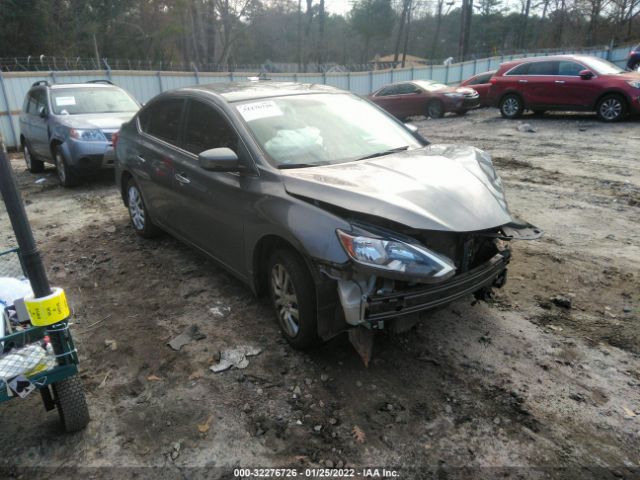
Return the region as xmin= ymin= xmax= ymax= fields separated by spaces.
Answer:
xmin=366 ymin=251 xmax=508 ymax=322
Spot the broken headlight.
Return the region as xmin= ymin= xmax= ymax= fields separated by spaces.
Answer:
xmin=337 ymin=229 xmax=455 ymax=279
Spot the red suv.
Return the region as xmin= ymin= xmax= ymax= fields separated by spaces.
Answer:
xmin=489 ymin=55 xmax=640 ymax=121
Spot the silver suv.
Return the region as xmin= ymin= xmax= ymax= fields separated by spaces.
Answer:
xmin=19 ymin=80 xmax=140 ymax=187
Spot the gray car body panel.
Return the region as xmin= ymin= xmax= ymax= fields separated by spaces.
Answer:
xmin=281 ymin=144 xmax=512 ymax=232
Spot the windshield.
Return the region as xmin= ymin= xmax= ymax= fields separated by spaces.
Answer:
xmin=580 ymin=57 xmax=624 ymax=75
xmin=235 ymin=93 xmax=422 ymax=168
xmin=50 ymin=88 xmax=139 ymax=115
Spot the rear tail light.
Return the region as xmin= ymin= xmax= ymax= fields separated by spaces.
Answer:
xmin=490 ymin=77 xmax=498 ymax=84
xmin=112 ymin=130 xmax=120 ymax=149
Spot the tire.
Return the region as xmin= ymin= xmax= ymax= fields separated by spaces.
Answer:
xmin=427 ymin=100 xmax=445 ymax=119
xmin=55 ymin=146 xmax=78 ymax=187
xmin=532 ymin=110 xmax=545 ymax=116
xmin=52 ymin=375 xmax=90 ymax=433
xmin=500 ymin=94 xmax=524 ymax=119
xmin=596 ymin=94 xmax=627 ymax=122
xmin=268 ymin=249 xmax=318 ymax=350
xmin=456 ymin=110 xmax=468 ymax=116
xmin=126 ymin=178 xmax=161 ymax=238
xmin=23 ymin=143 xmax=44 ymax=173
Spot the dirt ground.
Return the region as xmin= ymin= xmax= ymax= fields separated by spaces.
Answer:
xmin=0 ymin=108 xmax=639 ymax=480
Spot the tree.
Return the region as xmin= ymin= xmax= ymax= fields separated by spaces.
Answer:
xmin=350 ymin=0 xmax=396 ymax=62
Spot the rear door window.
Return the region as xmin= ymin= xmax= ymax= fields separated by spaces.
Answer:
xmin=139 ymin=98 xmax=185 ymax=145
xmin=472 ymin=72 xmax=493 ymax=84
xmin=377 ymin=85 xmax=401 ymax=96
xmin=181 ymin=100 xmax=238 ymax=155
xmin=506 ymin=63 xmax=529 ymax=75
xmin=526 ymin=61 xmax=558 ymax=75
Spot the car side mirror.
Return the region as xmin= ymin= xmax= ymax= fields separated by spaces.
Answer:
xmin=198 ymin=147 xmax=239 ymax=172
xmin=579 ymin=69 xmax=594 ymax=80
xmin=38 ymin=106 xmax=48 ymax=118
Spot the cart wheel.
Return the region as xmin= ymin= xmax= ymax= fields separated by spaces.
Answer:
xmin=53 ymin=375 xmax=90 ymax=432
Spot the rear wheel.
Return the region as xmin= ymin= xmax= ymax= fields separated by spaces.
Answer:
xmin=427 ymin=100 xmax=444 ymax=119
xmin=23 ymin=143 xmax=44 ymax=173
xmin=126 ymin=178 xmax=161 ymax=238
xmin=53 ymin=375 xmax=90 ymax=433
xmin=55 ymin=147 xmax=78 ymax=187
xmin=268 ymin=249 xmax=318 ymax=349
xmin=596 ymin=94 xmax=627 ymax=122
xmin=500 ymin=94 xmax=524 ymax=119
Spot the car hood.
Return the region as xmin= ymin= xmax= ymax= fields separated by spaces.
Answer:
xmin=280 ymin=144 xmax=514 ymax=232
xmin=56 ymin=112 xmax=136 ymax=130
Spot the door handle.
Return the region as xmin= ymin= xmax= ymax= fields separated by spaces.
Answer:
xmin=175 ymin=173 xmax=191 ymax=185
xmin=518 ymin=79 xmax=528 ymax=83
xmin=136 ymin=154 xmax=146 ymax=163
xmin=555 ymin=80 xmax=566 ymax=84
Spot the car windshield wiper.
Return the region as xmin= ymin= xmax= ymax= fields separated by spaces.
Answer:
xmin=277 ymin=162 xmax=329 ymax=169
xmin=356 ymin=145 xmax=409 ymax=161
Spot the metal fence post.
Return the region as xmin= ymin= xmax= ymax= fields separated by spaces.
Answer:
xmin=157 ymin=71 xmax=163 ymax=93
xmin=103 ymin=58 xmax=112 ymax=82
xmin=411 ymin=66 xmax=414 ymax=80
xmin=445 ymin=63 xmax=450 ymax=84
xmin=391 ymin=69 xmax=394 ymax=83
xmin=473 ymin=58 xmax=477 ymax=75
xmin=0 ymin=72 xmax=18 ymax=148
xmin=230 ymin=71 xmax=234 ymax=82
xmin=369 ymin=70 xmax=373 ymax=93
xmin=194 ymin=65 xmax=200 ymax=85
xmin=347 ymin=72 xmax=351 ymax=92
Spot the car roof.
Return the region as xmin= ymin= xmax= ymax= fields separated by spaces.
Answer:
xmin=175 ymin=81 xmax=344 ymax=103
xmin=500 ymin=54 xmax=602 ymax=68
xmin=49 ymin=83 xmax=119 ymax=90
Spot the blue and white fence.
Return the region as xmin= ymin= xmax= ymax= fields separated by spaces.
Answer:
xmin=0 ymin=44 xmax=631 ymax=149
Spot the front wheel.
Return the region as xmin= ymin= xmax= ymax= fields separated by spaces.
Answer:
xmin=596 ymin=94 xmax=627 ymax=122
xmin=55 ymin=147 xmax=78 ymax=187
xmin=268 ymin=249 xmax=318 ymax=349
xmin=500 ymin=94 xmax=524 ymax=119
xmin=24 ymin=143 xmax=44 ymax=173
xmin=427 ymin=100 xmax=445 ymax=119
xmin=53 ymin=375 xmax=90 ymax=433
xmin=126 ymin=178 xmax=161 ymax=238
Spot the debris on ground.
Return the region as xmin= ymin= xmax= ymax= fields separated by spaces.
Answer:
xmin=197 ymin=414 xmax=214 ymax=433
xmin=209 ymin=305 xmax=231 ymax=318
xmin=352 ymin=425 xmax=366 ymax=444
xmin=210 ymin=345 xmax=262 ymax=372
xmin=517 ymin=123 xmax=536 ymax=133
xmin=551 ymin=295 xmax=572 ymax=309
xmin=167 ymin=325 xmax=207 ymax=351
xmin=104 ymin=339 xmax=117 ymax=351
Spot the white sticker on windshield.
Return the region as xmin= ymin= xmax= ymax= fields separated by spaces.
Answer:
xmin=55 ymin=96 xmax=76 ymax=106
xmin=237 ymin=100 xmax=283 ymax=122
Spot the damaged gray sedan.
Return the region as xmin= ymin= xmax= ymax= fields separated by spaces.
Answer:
xmin=114 ymin=82 xmax=541 ymax=363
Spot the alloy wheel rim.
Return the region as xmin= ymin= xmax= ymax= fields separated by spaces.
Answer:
xmin=128 ymin=186 xmax=145 ymax=230
xmin=503 ymin=97 xmax=519 ymax=116
xmin=600 ymin=99 xmax=621 ymax=120
xmin=24 ymin=146 xmax=32 ymax=169
xmin=271 ymin=263 xmax=300 ymax=338
xmin=56 ymin=153 xmax=66 ymax=183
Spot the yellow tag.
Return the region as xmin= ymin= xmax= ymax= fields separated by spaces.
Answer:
xmin=24 ymin=287 xmax=70 ymax=326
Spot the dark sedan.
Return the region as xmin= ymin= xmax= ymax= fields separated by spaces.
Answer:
xmin=114 ymin=82 xmax=540 ymax=363
xmin=367 ymin=80 xmax=480 ymax=119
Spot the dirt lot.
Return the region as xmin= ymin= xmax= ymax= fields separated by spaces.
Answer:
xmin=0 ymin=109 xmax=639 ymax=479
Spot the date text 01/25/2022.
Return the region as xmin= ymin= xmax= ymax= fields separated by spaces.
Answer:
xmin=233 ymin=468 xmax=400 ymax=478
